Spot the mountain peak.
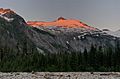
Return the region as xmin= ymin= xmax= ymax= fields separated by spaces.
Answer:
xmin=27 ymin=18 xmax=96 ymax=30
xmin=57 ymin=17 xmax=66 ymax=21
xmin=102 ymin=29 xmax=110 ymax=31
xmin=0 ymin=8 xmax=15 ymax=15
xmin=0 ymin=8 xmax=26 ymax=23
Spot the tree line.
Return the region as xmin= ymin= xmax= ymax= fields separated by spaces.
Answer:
xmin=0 ymin=43 xmax=120 ymax=72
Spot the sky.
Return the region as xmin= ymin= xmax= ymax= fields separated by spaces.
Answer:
xmin=0 ymin=0 xmax=120 ymax=31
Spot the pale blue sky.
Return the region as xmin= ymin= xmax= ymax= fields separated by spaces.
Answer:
xmin=0 ymin=0 xmax=120 ymax=30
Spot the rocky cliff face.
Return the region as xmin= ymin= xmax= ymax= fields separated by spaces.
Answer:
xmin=0 ymin=8 xmax=37 ymax=53
xmin=29 ymin=26 xmax=118 ymax=53
xmin=0 ymin=8 xmax=119 ymax=54
xmin=27 ymin=17 xmax=119 ymax=53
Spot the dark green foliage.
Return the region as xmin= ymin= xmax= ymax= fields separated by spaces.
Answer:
xmin=83 ymin=48 xmax=88 ymax=66
xmin=89 ymin=45 xmax=97 ymax=68
xmin=0 ymin=43 xmax=120 ymax=72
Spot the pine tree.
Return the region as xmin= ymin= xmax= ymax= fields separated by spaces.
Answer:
xmin=23 ymin=38 xmax=27 ymax=55
xmin=107 ymin=47 xmax=113 ymax=67
xmin=70 ymin=52 xmax=79 ymax=71
xmin=115 ymin=41 xmax=120 ymax=66
xmin=83 ymin=48 xmax=88 ymax=66
xmin=89 ymin=44 xmax=97 ymax=68
xmin=97 ymin=46 xmax=103 ymax=66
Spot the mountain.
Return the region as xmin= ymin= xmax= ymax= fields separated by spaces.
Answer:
xmin=102 ymin=29 xmax=120 ymax=37
xmin=27 ymin=17 xmax=96 ymax=30
xmin=0 ymin=8 xmax=119 ymax=54
xmin=114 ymin=30 xmax=120 ymax=37
xmin=0 ymin=8 xmax=37 ymax=54
xmin=27 ymin=17 xmax=119 ymax=53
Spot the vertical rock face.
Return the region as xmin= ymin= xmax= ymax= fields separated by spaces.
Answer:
xmin=0 ymin=8 xmax=119 ymax=54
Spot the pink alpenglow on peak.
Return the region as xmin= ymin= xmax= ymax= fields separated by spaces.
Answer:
xmin=27 ymin=17 xmax=96 ymax=30
xmin=0 ymin=8 xmax=14 ymax=15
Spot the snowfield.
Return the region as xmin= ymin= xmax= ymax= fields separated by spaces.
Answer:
xmin=0 ymin=72 xmax=120 ymax=79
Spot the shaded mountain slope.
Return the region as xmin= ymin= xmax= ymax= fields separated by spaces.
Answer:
xmin=27 ymin=17 xmax=119 ymax=53
xmin=0 ymin=8 xmax=119 ymax=54
xmin=0 ymin=8 xmax=37 ymax=54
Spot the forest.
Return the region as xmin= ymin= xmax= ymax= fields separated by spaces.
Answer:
xmin=0 ymin=43 xmax=120 ymax=72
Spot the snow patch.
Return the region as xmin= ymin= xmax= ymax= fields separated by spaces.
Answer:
xmin=81 ymin=36 xmax=85 ymax=39
xmin=78 ymin=36 xmax=81 ymax=39
xmin=113 ymin=37 xmax=116 ymax=40
xmin=66 ymin=41 xmax=69 ymax=44
xmin=37 ymin=47 xmax=45 ymax=55
xmin=0 ymin=14 xmax=14 ymax=22
xmin=96 ymin=34 xmax=99 ymax=37
xmin=73 ymin=37 xmax=76 ymax=40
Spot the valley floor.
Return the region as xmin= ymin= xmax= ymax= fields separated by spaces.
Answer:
xmin=0 ymin=72 xmax=120 ymax=79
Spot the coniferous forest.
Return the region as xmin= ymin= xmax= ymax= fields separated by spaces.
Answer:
xmin=0 ymin=44 xmax=120 ymax=72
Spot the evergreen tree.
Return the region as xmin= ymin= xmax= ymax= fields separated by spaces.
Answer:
xmin=97 ymin=46 xmax=103 ymax=66
xmin=89 ymin=45 xmax=96 ymax=67
xmin=107 ymin=47 xmax=113 ymax=67
xmin=83 ymin=48 xmax=88 ymax=66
